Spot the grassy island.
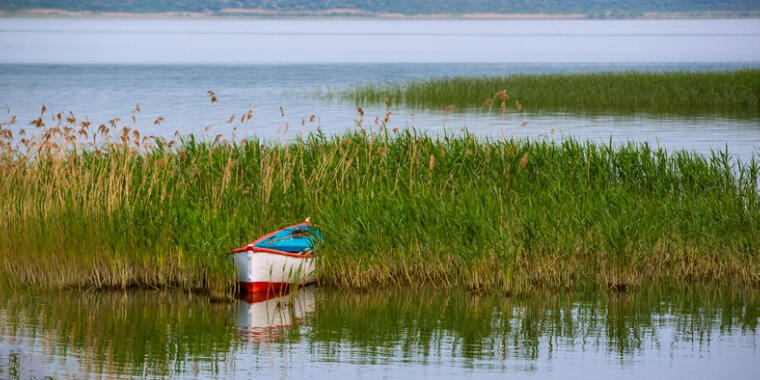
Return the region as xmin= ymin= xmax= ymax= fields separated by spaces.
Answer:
xmin=345 ymin=70 xmax=760 ymax=118
xmin=1 ymin=120 xmax=758 ymax=297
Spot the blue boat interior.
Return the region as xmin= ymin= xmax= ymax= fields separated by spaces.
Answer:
xmin=254 ymin=225 xmax=322 ymax=253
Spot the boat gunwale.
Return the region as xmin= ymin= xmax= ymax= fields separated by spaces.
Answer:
xmin=229 ymin=222 xmax=316 ymax=258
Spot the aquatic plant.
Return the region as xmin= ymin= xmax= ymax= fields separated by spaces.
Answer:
xmin=0 ymin=106 xmax=758 ymax=297
xmin=342 ymin=70 xmax=760 ymax=118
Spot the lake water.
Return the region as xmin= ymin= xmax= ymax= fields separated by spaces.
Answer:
xmin=1 ymin=18 xmax=758 ymax=379
xmin=0 ymin=18 xmax=759 ymax=159
xmin=0 ymin=286 xmax=757 ymax=379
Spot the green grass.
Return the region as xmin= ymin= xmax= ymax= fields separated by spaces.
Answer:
xmin=1 ymin=126 xmax=759 ymax=297
xmin=342 ymin=70 xmax=760 ymax=118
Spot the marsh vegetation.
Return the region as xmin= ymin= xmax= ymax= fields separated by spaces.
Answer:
xmin=344 ymin=70 xmax=760 ymax=118
xmin=1 ymin=105 xmax=757 ymax=297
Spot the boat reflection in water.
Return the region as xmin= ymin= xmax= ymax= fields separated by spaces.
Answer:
xmin=235 ymin=286 xmax=316 ymax=343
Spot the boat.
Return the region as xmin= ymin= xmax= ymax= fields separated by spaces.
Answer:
xmin=230 ymin=219 xmax=321 ymax=294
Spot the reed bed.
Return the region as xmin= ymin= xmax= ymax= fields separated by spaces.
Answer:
xmin=344 ymin=70 xmax=760 ymax=118
xmin=0 ymin=109 xmax=758 ymax=297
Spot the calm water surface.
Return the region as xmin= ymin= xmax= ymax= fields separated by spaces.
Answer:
xmin=2 ymin=18 xmax=760 ymax=64
xmin=0 ymin=287 xmax=757 ymax=378
xmin=1 ymin=18 xmax=758 ymax=379
xmin=0 ymin=19 xmax=759 ymax=159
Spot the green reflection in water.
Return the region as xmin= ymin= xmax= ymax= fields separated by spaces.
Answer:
xmin=305 ymin=286 xmax=758 ymax=365
xmin=0 ymin=290 xmax=239 ymax=377
xmin=0 ymin=286 xmax=757 ymax=378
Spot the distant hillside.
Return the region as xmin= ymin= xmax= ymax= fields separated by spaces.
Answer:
xmin=2 ymin=0 xmax=760 ymax=17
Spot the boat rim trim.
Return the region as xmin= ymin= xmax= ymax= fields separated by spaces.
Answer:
xmin=229 ymin=222 xmax=316 ymax=258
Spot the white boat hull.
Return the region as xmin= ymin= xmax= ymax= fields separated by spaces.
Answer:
xmin=231 ymin=250 xmax=315 ymax=293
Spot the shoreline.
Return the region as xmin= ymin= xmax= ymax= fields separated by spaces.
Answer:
xmin=1 ymin=8 xmax=759 ymax=20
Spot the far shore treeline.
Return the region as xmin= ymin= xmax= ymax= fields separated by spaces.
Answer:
xmin=1 ymin=110 xmax=758 ymax=297
xmin=1 ymin=0 xmax=760 ymax=17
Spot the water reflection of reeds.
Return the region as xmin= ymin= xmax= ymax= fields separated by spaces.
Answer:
xmin=305 ymin=286 xmax=758 ymax=365
xmin=0 ymin=286 xmax=757 ymax=377
xmin=0 ymin=290 xmax=238 ymax=377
